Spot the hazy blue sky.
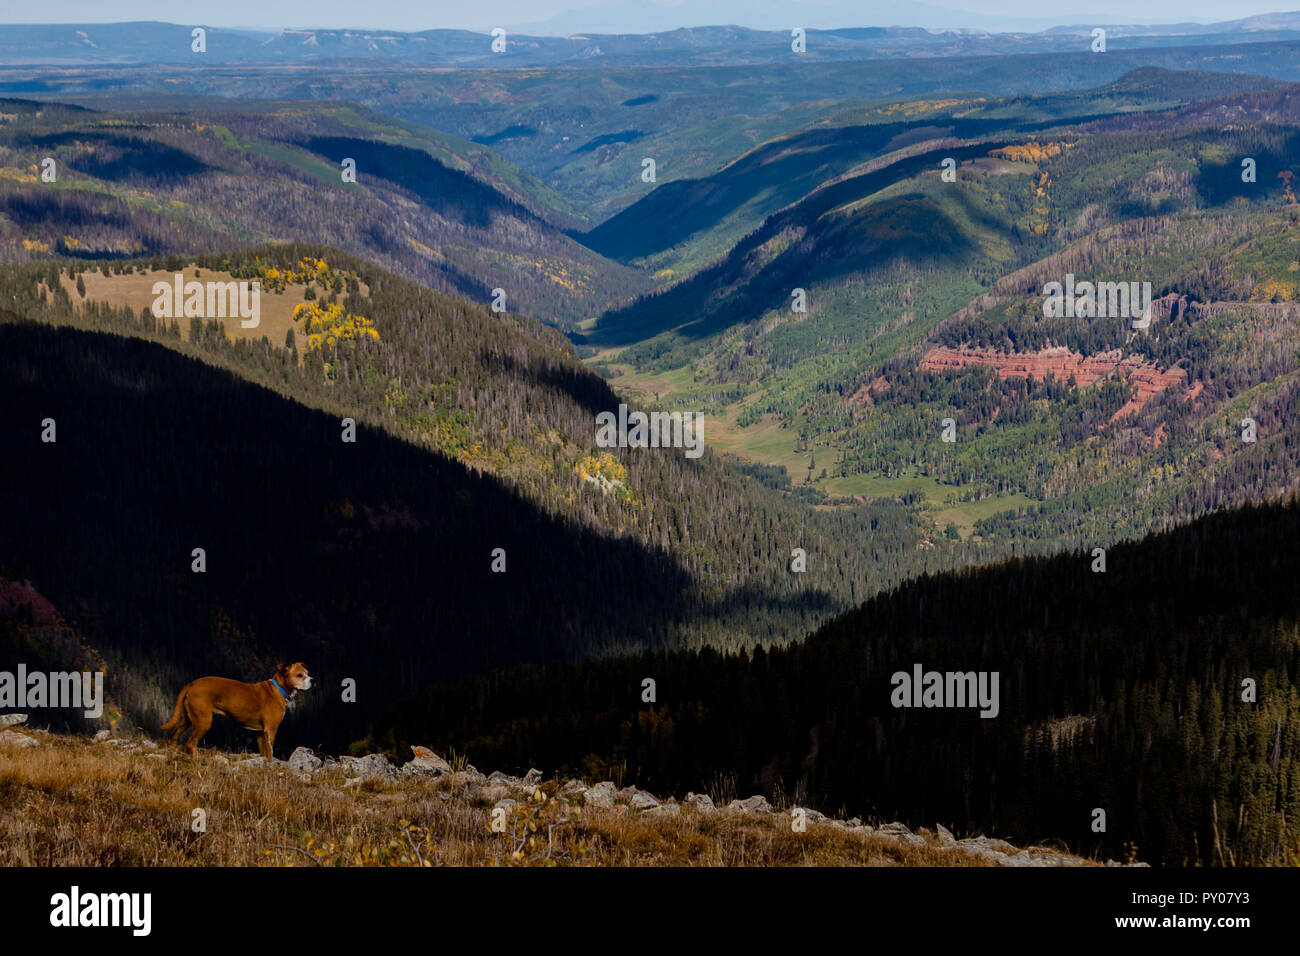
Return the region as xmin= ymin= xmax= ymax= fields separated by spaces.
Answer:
xmin=5 ymin=1 xmax=1294 ymax=34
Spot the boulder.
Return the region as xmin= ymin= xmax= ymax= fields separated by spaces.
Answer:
xmin=583 ymin=781 xmax=617 ymax=808
xmin=877 ymin=822 xmax=926 ymax=846
xmin=0 ymin=729 xmax=37 ymax=748
xmin=961 ymin=835 xmax=1018 ymax=854
xmin=682 ymin=792 xmax=716 ymax=812
xmin=400 ymin=745 xmax=451 ymax=778
xmin=340 ymin=753 xmax=397 ymax=782
xmin=522 ymin=768 xmax=543 ymax=786
xmin=559 ymin=779 xmax=588 ymax=798
xmin=1 ymin=713 xmax=29 ymax=728
xmin=236 ymin=756 xmax=268 ymax=768
xmin=288 ymin=746 xmax=323 ymax=773
xmin=487 ymin=770 xmax=522 ymax=787
xmin=728 ymin=794 xmax=773 ymax=813
xmin=630 ymin=791 xmax=661 ymax=810
xmin=936 ymin=823 xmax=956 ymax=847
xmin=93 ymin=729 xmax=111 ymax=741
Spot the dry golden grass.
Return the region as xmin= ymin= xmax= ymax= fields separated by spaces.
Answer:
xmin=56 ymin=269 xmax=306 ymax=348
xmin=0 ymin=730 xmax=1066 ymax=867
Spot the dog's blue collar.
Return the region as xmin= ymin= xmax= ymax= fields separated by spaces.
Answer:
xmin=270 ymin=678 xmax=295 ymax=706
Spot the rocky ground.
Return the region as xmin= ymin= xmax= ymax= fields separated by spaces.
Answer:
xmin=0 ymin=716 xmax=1142 ymax=867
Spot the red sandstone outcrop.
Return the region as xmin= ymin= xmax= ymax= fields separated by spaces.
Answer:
xmin=917 ymin=345 xmax=1185 ymax=420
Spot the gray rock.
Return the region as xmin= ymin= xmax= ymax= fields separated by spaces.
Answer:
xmin=728 ymin=794 xmax=773 ymax=813
xmin=961 ymin=835 xmax=1018 ymax=854
xmin=487 ymin=770 xmax=522 ymax=786
xmin=288 ymin=747 xmax=323 ymax=773
xmin=236 ymin=756 xmax=268 ymax=768
xmin=0 ymin=713 xmax=29 ymax=728
xmin=93 ymin=729 xmax=111 ymax=741
xmin=936 ymin=823 xmax=956 ymax=847
xmin=559 ymin=779 xmax=588 ymax=797
xmin=583 ymin=781 xmax=617 ymax=808
xmin=495 ymin=797 xmax=517 ymax=811
xmin=644 ymin=803 xmax=680 ymax=816
xmin=523 ymin=768 xmax=543 ymax=786
xmin=682 ymin=792 xmax=716 ymax=812
xmin=340 ymin=753 xmax=397 ymax=782
xmin=794 ymin=807 xmax=825 ymax=823
xmin=877 ymin=822 xmax=925 ymax=846
xmin=139 ymin=738 xmax=158 ymax=750
xmin=401 ymin=745 xmax=451 ymax=777
xmin=0 ymin=729 xmax=37 ymax=748
xmin=630 ymin=791 xmax=661 ymax=810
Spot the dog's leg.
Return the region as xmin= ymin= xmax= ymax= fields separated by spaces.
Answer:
xmin=259 ymin=729 xmax=275 ymax=761
xmin=185 ymin=701 xmax=211 ymax=757
xmin=168 ymin=707 xmax=190 ymax=746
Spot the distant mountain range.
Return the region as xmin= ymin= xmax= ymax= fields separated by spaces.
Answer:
xmin=3 ymin=15 xmax=1300 ymax=66
xmin=501 ymin=1 xmax=1278 ymax=36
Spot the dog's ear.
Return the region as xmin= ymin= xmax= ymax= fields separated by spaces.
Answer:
xmin=274 ymin=661 xmax=290 ymax=674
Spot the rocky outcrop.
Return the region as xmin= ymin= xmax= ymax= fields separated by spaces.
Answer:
xmin=728 ymin=794 xmax=774 ymax=813
xmin=340 ymin=753 xmax=397 ymax=783
xmin=11 ymin=730 xmax=1141 ymax=866
xmin=582 ymin=781 xmax=617 ymax=808
xmin=400 ymin=745 xmax=450 ymax=778
xmin=919 ymin=345 xmax=1186 ymax=421
xmin=288 ymin=746 xmax=323 ymax=773
xmin=682 ymin=792 xmax=715 ymax=812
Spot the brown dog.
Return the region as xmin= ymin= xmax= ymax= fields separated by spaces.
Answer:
xmin=160 ymin=662 xmax=312 ymax=758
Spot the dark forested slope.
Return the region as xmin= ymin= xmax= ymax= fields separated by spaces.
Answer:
xmin=376 ymin=498 xmax=1300 ymax=866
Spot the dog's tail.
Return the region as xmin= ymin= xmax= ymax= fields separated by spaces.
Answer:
xmin=159 ymin=686 xmax=188 ymax=732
